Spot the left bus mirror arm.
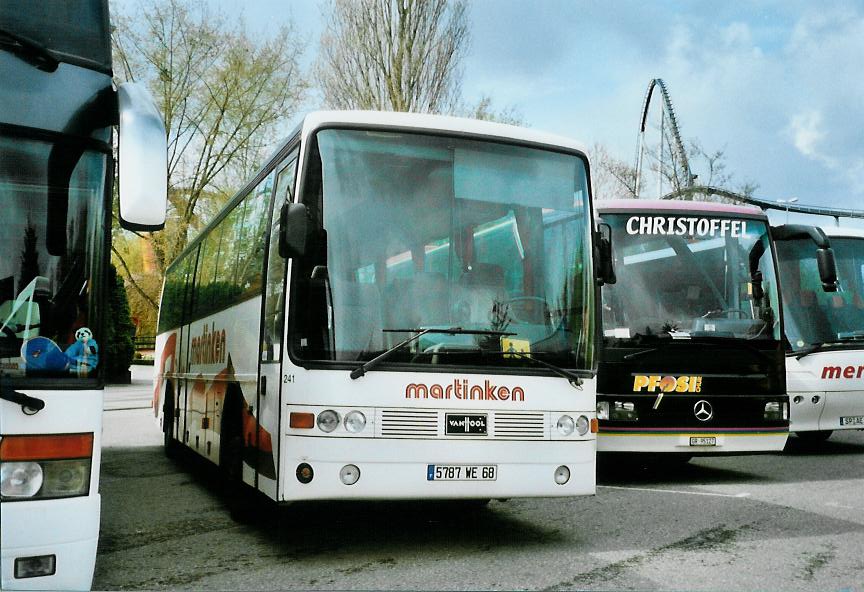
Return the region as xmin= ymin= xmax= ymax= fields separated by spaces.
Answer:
xmin=595 ymin=222 xmax=616 ymax=286
xmin=772 ymin=224 xmax=838 ymax=292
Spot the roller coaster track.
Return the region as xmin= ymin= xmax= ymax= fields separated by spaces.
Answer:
xmin=659 ymin=185 xmax=864 ymax=223
xmin=635 ymin=78 xmax=694 ymax=197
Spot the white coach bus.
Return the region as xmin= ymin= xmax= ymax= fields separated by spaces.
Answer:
xmin=153 ymin=111 xmax=610 ymax=504
xmin=775 ymin=225 xmax=864 ymax=441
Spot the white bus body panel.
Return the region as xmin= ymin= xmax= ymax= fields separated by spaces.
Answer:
xmin=788 ymin=351 xmax=864 ymax=433
xmin=1 ymin=390 xmax=102 ymax=592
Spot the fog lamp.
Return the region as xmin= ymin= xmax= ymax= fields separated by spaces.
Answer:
xmin=340 ymin=464 xmax=361 ymax=485
xmin=14 ymin=555 xmax=56 ymax=579
xmin=554 ymin=465 xmax=570 ymax=485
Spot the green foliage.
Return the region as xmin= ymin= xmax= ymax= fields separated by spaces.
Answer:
xmin=103 ymin=264 xmax=136 ymax=382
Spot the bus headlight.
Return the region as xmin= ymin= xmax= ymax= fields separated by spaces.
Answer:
xmin=344 ymin=410 xmax=367 ymax=433
xmin=0 ymin=462 xmax=43 ymax=498
xmin=556 ymin=415 xmax=575 ymax=436
xmin=317 ymin=410 xmax=340 ymax=433
xmin=764 ymin=401 xmax=787 ymax=421
xmin=597 ymin=401 xmax=610 ymax=420
xmin=611 ymin=401 xmax=638 ymax=421
xmin=41 ymin=459 xmax=91 ymax=496
xmin=576 ymin=415 xmax=590 ymax=436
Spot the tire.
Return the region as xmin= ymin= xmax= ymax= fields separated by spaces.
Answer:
xmin=796 ymin=430 xmax=833 ymax=442
xmin=219 ymin=392 xmax=256 ymax=521
xmin=162 ymin=383 xmax=178 ymax=459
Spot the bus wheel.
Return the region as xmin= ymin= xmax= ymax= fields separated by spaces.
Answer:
xmin=797 ymin=430 xmax=833 ymax=442
xmin=162 ymin=383 xmax=177 ymax=459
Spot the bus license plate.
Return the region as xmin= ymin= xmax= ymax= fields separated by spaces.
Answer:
xmin=690 ymin=436 xmax=717 ymax=446
xmin=427 ymin=464 xmax=497 ymax=481
xmin=840 ymin=415 xmax=864 ymax=426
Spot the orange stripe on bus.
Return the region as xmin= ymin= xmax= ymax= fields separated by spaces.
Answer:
xmin=0 ymin=433 xmax=94 ymax=461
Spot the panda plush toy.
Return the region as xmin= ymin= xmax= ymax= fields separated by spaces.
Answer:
xmin=64 ymin=327 xmax=99 ymax=376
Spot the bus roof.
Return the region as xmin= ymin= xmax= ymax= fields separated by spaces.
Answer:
xmin=296 ymin=110 xmax=590 ymax=155
xmin=820 ymin=226 xmax=864 ymax=240
xmin=595 ymin=198 xmax=766 ymax=219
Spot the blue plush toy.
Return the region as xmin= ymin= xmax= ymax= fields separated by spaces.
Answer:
xmin=64 ymin=327 xmax=99 ymax=376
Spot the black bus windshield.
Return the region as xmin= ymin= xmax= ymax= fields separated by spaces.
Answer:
xmin=0 ymin=134 xmax=107 ymax=381
xmin=291 ymin=128 xmax=595 ymax=372
xmin=777 ymin=236 xmax=864 ymax=351
xmin=600 ymin=212 xmax=781 ymax=346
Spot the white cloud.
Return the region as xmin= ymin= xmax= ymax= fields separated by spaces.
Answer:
xmin=786 ymin=110 xmax=828 ymax=161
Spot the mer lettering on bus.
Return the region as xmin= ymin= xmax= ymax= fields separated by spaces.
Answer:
xmin=190 ymin=323 xmax=227 ymax=367
xmin=405 ymin=380 xmax=525 ymax=401
xmin=625 ymin=216 xmax=747 ymax=238
xmin=633 ymin=375 xmax=702 ymax=393
xmin=822 ymin=365 xmax=864 ymax=379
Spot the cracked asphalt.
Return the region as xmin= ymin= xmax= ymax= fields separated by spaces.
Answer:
xmin=94 ymin=376 xmax=864 ymax=591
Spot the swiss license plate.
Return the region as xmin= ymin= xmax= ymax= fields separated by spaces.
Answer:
xmin=427 ymin=464 xmax=497 ymax=481
xmin=840 ymin=415 xmax=864 ymax=426
xmin=690 ymin=436 xmax=717 ymax=446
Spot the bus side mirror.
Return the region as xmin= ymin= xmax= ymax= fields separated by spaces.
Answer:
xmin=279 ymin=203 xmax=309 ymax=259
xmin=117 ymin=83 xmax=167 ymax=231
xmin=751 ymin=270 xmax=764 ymax=303
xmin=596 ymin=222 xmax=616 ymax=286
xmin=817 ymin=247 xmax=838 ymax=292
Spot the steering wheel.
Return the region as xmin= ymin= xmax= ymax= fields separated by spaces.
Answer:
xmin=505 ymin=297 xmax=549 ymax=324
xmin=703 ymin=308 xmax=749 ymax=319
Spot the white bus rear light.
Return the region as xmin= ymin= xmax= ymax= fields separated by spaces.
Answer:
xmin=340 ymin=464 xmax=360 ymax=485
xmin=14 ymin=555 xmax=56 ymax=579
xmin=1 ymin=462 xmax=43 ymax=497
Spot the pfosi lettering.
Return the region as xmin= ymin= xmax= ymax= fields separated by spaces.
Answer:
xmin=625 ymin=216 xmax=746 ymax=238
xmin=633 ymin=375 xmax=702 ymax=393
xmin=405 ymin=380 xmax=525 ymax=401
xmin=822 ymin=365 xmax=864 ymax=379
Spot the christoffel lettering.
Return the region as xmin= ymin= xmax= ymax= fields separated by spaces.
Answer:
xmin=405 ymin=380 xmax=525 ymax=401
xmin=625 ymin=216 xmax=747 ymax=238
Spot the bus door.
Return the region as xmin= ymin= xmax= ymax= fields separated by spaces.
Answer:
xmin=255 ymin=153 xmax=298 ymax=497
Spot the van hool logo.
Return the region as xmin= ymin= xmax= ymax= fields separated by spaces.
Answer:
xmin=190 ymin=323 xmax=226 ymax=367
xmin=405 ymin=380 xmax=525 ymax=401
xmin=822 ymin=365 xmax=864 ymax=379
xmin=633 ymin=375 xmax=703 ymax=393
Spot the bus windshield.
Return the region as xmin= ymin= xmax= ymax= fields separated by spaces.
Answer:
xmin=0 ymin=134 xmax=106 ymax=381
xmin=600 ymin=213 xmax=781 ymax=345
xmin=777 ymin=236 xmax=864 ymax=350
xmin=292 ymin=128 xmax=594 ymax=371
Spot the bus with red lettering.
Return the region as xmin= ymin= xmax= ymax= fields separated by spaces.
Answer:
xmin=595 ymin=200 xmax=800 ymax=458
xmin=775 ymin=225 xmax=864 ymax=441
xmin=153 ymin=111 xmax=611 ymax=506
xmin=0 ymin=1 xmax=166 ymax=589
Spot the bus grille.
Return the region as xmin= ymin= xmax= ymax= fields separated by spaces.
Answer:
xmin=377 ymin=409 xmax=548 ymax=439
xmin=493 ymin=412 xmax=546 ymax=439
xmin=379 ymin=409 xmax=439 ymax=437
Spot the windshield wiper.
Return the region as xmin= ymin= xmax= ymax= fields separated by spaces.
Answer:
xmin=0 ymin=29 xmax=59 ymax=72
xmin=488 ymin=350 xmax=585 ymax=387
xmin=350 ymin=327 xmax=516 ymax=380
xmin=0 ymin=382 xmax=45 ymax=414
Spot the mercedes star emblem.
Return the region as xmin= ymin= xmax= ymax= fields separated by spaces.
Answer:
xmin=693 ymin=400 xmax=713 ymax=422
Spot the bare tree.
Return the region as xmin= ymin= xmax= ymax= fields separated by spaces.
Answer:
xmin=316 ymin=0 xmax=468 ymax=113
xmin=460 ymin=94 xmax=525 ymax=126
xmin=111 ymin=0 xmax=307 ymax=332
xmin=591 ymin=143 xmax=638 ymax=200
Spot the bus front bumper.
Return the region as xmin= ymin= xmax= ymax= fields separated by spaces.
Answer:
xmin=277 ymin=438 xmax=595 ymax=501
xmin=597 ymin=430 xmax=788 ymax=454
xmin=0 ymin=494 xmax=99 ymax=591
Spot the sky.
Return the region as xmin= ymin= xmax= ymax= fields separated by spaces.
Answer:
xmin=121 ymin=0 xmax=864 ymax=224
